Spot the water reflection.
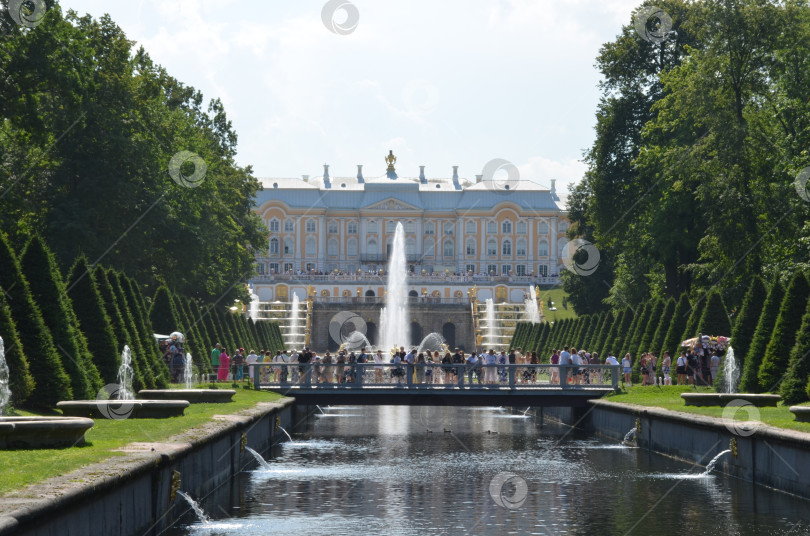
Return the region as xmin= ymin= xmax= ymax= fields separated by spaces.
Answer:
xmin=167 ymin=406 xmax=810 ymax=536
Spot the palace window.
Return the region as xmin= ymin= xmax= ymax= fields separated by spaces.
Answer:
xmin=502 ymin=239 xmax=512 ymax=256
xmin=538 ymin=239 xmax=549 ymax=257
xmin=466 ymin=240 xmax=476 ymax=256
xmin=487 ymin=239 xmax=497 ymax=257
xmin=425 ymin=222 xmax=435 ymax=235
xmin=283 ymin=238 xmax=294 ymax=255
xmin=283 ymin=263 xmax=293 ymax=272
xmin=502 ymin=264 xmax=512 ymax=275
xmin=269 ymin=263 xmax=279 ymax=273
xmin=406 ymin=238 xmax=416 ymax=255
xmin=368 ymin=220 xmax=378 ymax=234
xmin=466 ymin=264 xmax=476 ymax=273
xmin=516 ymin=238 xmax=527 ymax=256
xmin=269 ymin=218 xmax=280 ymax=232
xmin=516 ymin=265 xmax=526 ymax=276
xmin=424 ymin=238 xmax=435 ymax=257
xmin=284 ymin=220 xmax=295 ymax=232
xmin=466 ymin=221 xmax=476 ymax=234
xmin=386 ymin=221 xmax=395 ymax=233
xmin=256 ymin=263 xmax=265 ymax=275
xmin=538 ymin=221 xmax=549 ymax=234
xmin=305 ymin=237 xmax=316 ymax=256
xmin=368 ymin=239 xmax=378 ymax=255
xmin=444 ymin=222 xmax=454 ymax=235
xmin=328 ymin=221 xmax=338 ymax=234
xmin=405 ymin=221 xmax=415 ymax=233
xmin=502 ymin=220 xmax=512 ymax=234
xmin=487 ymin=221 xmax=497 ymax=234
xmin=347 ymin=222 xmax=358 ymax=234
xmin=538 ymin=264 xmax=548 ymax=277
xmin=517 ymin=221 xmax=527 ymax=234
xmin=269 ymin=238 xmax=279 ymax=255
xmin=487 ymin=264 xmax=497 ymax=275
xmin=559 ymin=221 xmax=569 ymax=232
xmin=306 ymin=220 xmax=317 ymax=233
xmin=443 ymin=239 xmax=454 ymax=257
xmin=347 ymin=238 xmax=358 ymax=257
xmin=327 ymin=238 xmax=338 ymax=257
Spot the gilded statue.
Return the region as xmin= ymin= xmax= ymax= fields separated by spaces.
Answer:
xmin=385 ymin=150 xmax=396 ymax=171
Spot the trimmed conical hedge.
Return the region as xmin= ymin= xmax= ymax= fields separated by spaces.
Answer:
xmin=611 ymin=308 xmax=636 ymax=357
xmin=600 ymin=309 xmax=625 ymax=358
xmin=593 ymin=311 xmax=615 ymax=357
xmin=695 ymin=290 xmax=732 ymax=338
xmin=0 ymin=233 xmax=71 ymax=407
xmin=739 ymin=281 xmax=785 ymax=393
xmin=729 ymin=277 xmax=767 ymax=378
xmin=758 ymin=273 xmax=810 ymax=392
xmin=680 ymin=296 xmax=705 ymax=342
xmin=20 ymin=236 xmax=95 ymax=400
xmin=779 ymin=299 xmax=810 ymax=404
xmin=650 ymin=298 xmax=675 ymax=361
xmin=67 ymin=257 xmax=121 ymax=385
xmin=118 ymin=274 xmax=169 ymax=387
xmin=0 ymin=285 xmax=33 ymax=406
xmin=660 ymin=294 xmax=691 ymax=361
xmin=149 ymin=286 xmax=181 ymax=337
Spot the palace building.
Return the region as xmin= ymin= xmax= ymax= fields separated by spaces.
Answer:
xmin=249 ymin=153 xmax=569 ymax=350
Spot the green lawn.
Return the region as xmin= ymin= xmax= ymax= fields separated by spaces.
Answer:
xmin=0 ymin=386 xmax=281 ymax=495
xmin=605 ymin=385 xmax=810 ymax=433
xmin=538 ymin=287 xmax=578 ymax=322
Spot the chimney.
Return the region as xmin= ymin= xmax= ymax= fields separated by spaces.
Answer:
xmin=323 ymin=164 xmax=331 ymax=189
xmin=302 ymin=174 xmax=309 ymax=182
xmin=357 ymin=165 xmax=364 ymax=183
xmin=452 ymin=165 xmax=461 ymax=190
xmin=550 ymin=179 xmax=556 ymax=194
xmin=475 ymin=174 xmax=483 ymax=184
xmin=419 ymin=165 xmax=427 ymax=184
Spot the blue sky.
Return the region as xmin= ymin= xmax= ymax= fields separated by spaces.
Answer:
xmin=64 ymin=0 xmax=642 ymax=194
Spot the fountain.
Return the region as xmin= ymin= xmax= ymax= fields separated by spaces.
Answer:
xmin=340 ymin=331 xmax=372 ymax=352
xmin=722 ymin=346 xmax=739 ymax=394
xmin=622 ymin=427 xmax=637 ymax=444
xmin=416 ymin=333 xmax=446 ymax=355
xmin=701 ymin=450 xmax=731 ymax=475
xmin=176 ymin=491 xmax=210 ymax=524
xmin=245 ymin=446 xmax=271 ymax=470
xmin=379 ymin=222 xmax=410 ymax=355
xmin=184 ymin=353 xmax=193 ymax=389
xmin=278 ymin=425 xmax=292 ymax=442
xmin=59 ymin=345 xmax=192 ymax=417
xmin=248 ymin=287 xmax=260 ymax=322
xmin=523 ymin=286 xmax=541 ymax=323
xmin=0 ymin=337 xmax=95 ymax=449
xmin=288 ymin=293 xmax=302 ymax=349
xmin=483 ymin=299 xmax=496 ymax=349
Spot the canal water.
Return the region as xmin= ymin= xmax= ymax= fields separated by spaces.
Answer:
xmin=166 ymin=406 xmax=810 ymax=535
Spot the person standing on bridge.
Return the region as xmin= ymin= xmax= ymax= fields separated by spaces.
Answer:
xmin=559 ymin=347 xmax=572 ymax=385
xmin=373 ymin=350 xmax=384 ymax=384
xmin=622 ymin=353 xmax=632 ymax=386
xmin=484 ymin=349 xmax=498 ymax=384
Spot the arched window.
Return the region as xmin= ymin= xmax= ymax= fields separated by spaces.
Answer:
xmin=424 ymin=238 xmax=435 ymax=257
xmin=284 ymin=220 xmax=294 ymax=232
xmin=425 ymin=222 xmax=435 ymax=235
xmin=269 ymin=238 xmax=279 ymax=255
xmin=466 ymin=240 xmax=476 ymax=256
xmin=487 ymin=239 xmax=497 ymax=257
xmin=538 ymin=239 xmax=549 ymax=257
xmin=347 ymin=221 xmax=358 ymax=234
xmin=327 ymin=221 xmax=338 ymax=234
xmin=516 ymin=238 xmax=526 ymax=256
xmin=406 ymin=238 xmax=416 ymax=255
xmin=327 ymin=238 xmax=338 ymax=257
xmin=368 ymin=239 xmax=378 ymax=255
xmin=558 ymin=237 xmax=569 ymax=257
xmin=269 ymin=218 xmax=280 ymax=232
xmin=443 ymin=239 xmax=454 ymax=257
xmin=386 ymin=221 xmax=395 ymax=233
xmin=538 ymin=221 xmax=549 ymax=234
xmin=487 ymin=221 xmax=497 ymax=234
xmin=405 ymin=221 xmax=415 ymax=233
xmin=502 ymin=220 xmax=512 ymax=234
xmin=502 ymin=239 xmax=512 ymax=256
xmin=466 ymin=221 xmax=476 ymax=234
xmin=517 ymin=221 xmax=527 ymax=234
xmin=306 ymin=237 xmax=317 ymax=256
xmin=305 ymin=219 xmax=317 ymax=233
xmin=559 ymin=221 xmax=569 ymax=233
xmin=347 ymin=237 xmax=358 ymax=257
xmin=368 ymin=220 xmax=378 ymax=234
xmin=283 ymin=238 xmax=294 ymax=255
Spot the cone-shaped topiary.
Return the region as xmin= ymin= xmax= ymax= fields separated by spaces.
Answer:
xmin=0 ymin=286 xmax=34 ymax=406
xmin=728 ymin=277 xmax=767 ymax=378
xmin=149 ymin=286 xmax=181 ymax=337
xmin=600 ymin=310 xmax=625 ymax=358
xmin=593 ymin=311 xmax=615 ymax=357
xmin=758 ymin=273 xmax=810 ymax=392
xmin=660 ymin=294 xmax=691 ymax=360
xmin=0 ymin=233 xmax=71 ymax=407
xmin=585 ymin=312 xmax=606 ymax=353
xmin=20 ymin=236 xmax=94 ymax=400
xmin=67 ymin=257 xmax=121 ymax=385
xmin=739 ymin=281 xmax=785 ymax=393
xmin=650 ymin=298 xmax=675 ymax=363
xmin=680 ymin=295 xmax=706 ymax=342
xmin=779 ymin=300 xmax=810 ymax=404
xmin=611 ymin=308 xmax=636 ymax=357
xmin=631 ymin=299 xmax=664 ymax=382
xmin=118 ymin=274 xmax=169 ymax=387
xmin=695 ymin=290 xmax=732 ymax=339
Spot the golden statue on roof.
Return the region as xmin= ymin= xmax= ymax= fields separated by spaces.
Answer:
xmin=385 ymin=150 xmax=396 ymax=171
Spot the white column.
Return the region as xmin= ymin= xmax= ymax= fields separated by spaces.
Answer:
xmin=528 ymin=217 xmax=534 ymax=273
xmin=550 ymin=217 xmax=558 ymax=275
xmin=360 ymin=218 xmax=367 ymax=256
xmin=318 ymin=215 xmax=327 ymax=271
xmin=456 ymin=218 xmax=463 ymax=271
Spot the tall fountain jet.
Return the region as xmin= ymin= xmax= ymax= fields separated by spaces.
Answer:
xmin=380 ymin=222 xmax=410 ymax=355
xmin=524 ymin=285 xmax=541 ymax=323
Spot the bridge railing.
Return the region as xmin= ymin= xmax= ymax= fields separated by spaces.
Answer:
xmin=249 ymin=363 xmax=620 ymax=391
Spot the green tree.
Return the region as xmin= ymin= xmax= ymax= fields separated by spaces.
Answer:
xmin=20 ymin=236 xmax=95 ymax=400
xmin=67 ymin=257 xmax=121 ymax=385
xmin=600 ymin=309 xmax=625 ymax=358
xmin=650 ymin=298 xmax=676 ymax=362
xmin=696 ymin=290 xmax=732 ymax=338
xmin=739 ymin=281 xmax=785 ymax=393
xmin=0 ymin=287 xmax=33 ymax=406
xmin=660 ymin=294 xmax=691 ymax=360
xmin=779 ymin=300 xmax=810 ymax=404
xmin=118 ymin=273 xmax=168 ymax=387
xmin=728 ymin=277 xmax=767 ymax=373
xmin=758 ymin=273 xmax=810 ymax=391
xmin=149 ymin=286 xmax=182 ymax=337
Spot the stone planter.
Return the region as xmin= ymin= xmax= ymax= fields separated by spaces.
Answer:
xmin=56 ymin=400 xmax=189 ymax=419
xmin=0 ymin=416 xmax=95 ymax=449
xmin=136 ymin=389 xmax=236 ymax=404
xmin=681 ymin=393 xmax=781 ymax=407
xmin=789 ymin=406 xmax=810 ymax=422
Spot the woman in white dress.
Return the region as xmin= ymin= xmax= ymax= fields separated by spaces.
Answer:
xmin=373 ymin=349 xmax=385 ymax=384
